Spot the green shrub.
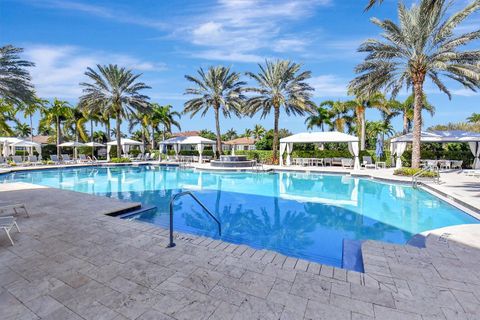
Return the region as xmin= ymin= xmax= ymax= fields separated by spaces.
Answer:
xmin=400 ymin=150 xmax=472 ymax=168
xmin=129 ymin=149 xmax=141 ymax=157
xmin=235 ymin=150 xmax=274 ymax=163
xmin=42 ymin=160 xmax=54 ymax=165
xmin=110 ymin=157 xmax=131 ymax=163
xmin=394 ymin=167 xmax=438 ymax=177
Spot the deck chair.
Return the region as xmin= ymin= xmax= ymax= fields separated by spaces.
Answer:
xmin=11 ymin=156 xmax=23 ymax=166
xmin=27 ymin=155 xmax=41 ymax=166
xmin=78 ymin=154 xmax=90 ymax=163
xmin=0 ymin=216 xmax=20 ymax=246
xmin=451 ymin=160 xmax=463 ymax=169
xmin=341 ymin=158 xmax=354 ymax=168
xmin=0 ymin=203 xmax=29 ymax=218
xmin=0 ymin=156 xmax=7 ymax=167
xmin=362 ymin=156 xmax=376 ymax=169
xmin=50 ymin=155 xmax=60 ymax=163
xmin=62 ymin=154 xmax=75 ymax=164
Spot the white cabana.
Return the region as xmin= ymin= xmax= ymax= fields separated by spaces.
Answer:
xmin=160 ymin=136 xmax=216 ymax=163
xmin=279 ymin=131 xmax=360 ymax=169
xmin=9 ymin=140 xmax=42 ymax=156
xmin=84 ymin=141 xmax=106 ymax=159
xmin=58 ymin=141 xmax=85 ymax=159
xmin=0 ymin=137 xmax=24 ymax=157
xmin=390 ymin=130 xmax=480 ymax=169
xmin=106 ymin=138 xmax=144 ymax=161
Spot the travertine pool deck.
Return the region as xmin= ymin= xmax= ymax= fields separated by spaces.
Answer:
xmin=1 ymin=182 xmax=480 ymax=319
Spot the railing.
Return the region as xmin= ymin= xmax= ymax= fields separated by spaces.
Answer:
xmin=167 ymin=191 xmax=221 ymax=248
xmin=412 ymin=165 xmax=440 ymax=188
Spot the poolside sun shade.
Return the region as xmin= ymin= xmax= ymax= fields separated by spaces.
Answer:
xmin=279 ymin=131 xmax=360 ymax=169
xmin=160 ymin=135 xmax=216 ymax=163
xmin=106 ymin=138 xmax=144 ymax=160
xmin=390 ymin=130 xmax=480 ymax=169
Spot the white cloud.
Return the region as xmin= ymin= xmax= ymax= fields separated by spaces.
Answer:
xmin=308 ymin=75 xmax=348 ymax=97
xmin=24 ymin=45 xmax=166 ymax=99
xmin=191 ymin=50 xmax=264 ymax=63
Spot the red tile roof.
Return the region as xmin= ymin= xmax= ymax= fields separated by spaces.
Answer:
xmin=224 ymin=137 xmax=256 ymax=145
xmin=32 ymin=135 xmax=54 ymax=144
xmin=171 ymin=131 xmax=200 ymax=137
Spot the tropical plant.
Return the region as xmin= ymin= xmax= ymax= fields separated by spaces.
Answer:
xmin=0 ymin=99 xmax=17 ymax=135
xmin=305 ymin=104 xmax=333 ymax=131
xmin=252 ymin=124 xmax=266 ymax=140
xmin=343 ymin=92 xmax=386 ymax=150
xmin=184 ymin=66 xmax=245 ymax=158
xmin=467 ymin=113 xmax=480 ymax=124
xmin=40 ymin=99 xmax=73 ymax=156
xmin=222 ymin=128 xmax=238 ymax=141
xmin=79 ymin=64 xmax=151 ymax=158
xmin=0 ymin=45 xmax=35 ymax=105
xmin=17 ymin=96 xmax=48 ymax=141
xmin=241 ymin=128 xmax=253 ymax=138
xmin=391 ymin=94 xmax=435 ymax=134
xmin=14 ymin=123 xmax=31 ymax=137
xmin=150 ymin=103 xmax=181 ymax=144
xmin=93 ymin=130 xmax=107 ymax=143
xmin=350 ymin=0 xmax=480 ymax=168
xmin=245 ymin=60 xmax=315 ymax=162
xmin=199 ymin=129 xmax=216 ymax=141
xmin=65 ymin=106 xmax=88 ymax=142
xmin=319 ymin=100 xmax=355 ymax=133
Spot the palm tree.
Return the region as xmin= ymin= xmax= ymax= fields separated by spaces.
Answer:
xmin=79 ymin=64 xmax=151 ymax=158
xmin=128 ymin=112 xmax=150 ymax=151
xmin=392 ymin=94 xmax=435 ymax=134
xmin=350 ymin=0 xmax=480 ymax=168
xmin=40 ymin=99 xmax=73 ymax=156
xmin=242 ymin=128 xmax=253 ymax=138
xmin=65 ymin=106 xmax=88 ymax=142
xmin=14 ymin=123 xmax=31 ymax=138
xmin=467 ymin=113 xmax=480 ymax=124
xmin=223 ymin=128 xmax=237 ymax=141
xmin=150 ymin=103 xmax=181 ymax=145
xmin=305 ymin=104 xmax=333 ymax=131
xmin=18 ymin=97 xmax=48 ymax=141
xmin=0 ymin=45 xmax=35 ymax=105
xmin=184 ymin=66 xmax=245 ymax=158
xmin=93 ymin=130 xmax=107 ymax=143
xmin=343 ymin=92 xmax=385 ymax=150
xmin=252 ymin=124 xmax=266 ymax=140
xmin=0 ymin=99 xmax=17 ymax=135
xmin=319 ymin=100 xmax=354 ymax=133
xmin=246 ymin=60 xmax=315 ymax=162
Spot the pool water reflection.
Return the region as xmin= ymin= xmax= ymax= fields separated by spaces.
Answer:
xmin=1 ymin=165 xmax=477 ymax=267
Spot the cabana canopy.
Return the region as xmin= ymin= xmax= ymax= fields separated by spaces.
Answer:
xmin=106 ymin=138 xmax=144 ymax=160
xmin=279 ymin=131 xmax=360 ymax=169
xmin=58 ymin=141 xmax=85 ymax=147
xmin=0 ymin=138 xmax=42 ymax=157
xmin=390 ymin=130 xmax=480 ymax=169
xmin=84 ymin=142 xmax=105 ymax=147
xmin=159 ymin=135 xmax=216 ymax=163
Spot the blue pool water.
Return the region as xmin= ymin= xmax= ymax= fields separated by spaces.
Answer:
xmin=1 ymin=165 xmax=477 ymax=267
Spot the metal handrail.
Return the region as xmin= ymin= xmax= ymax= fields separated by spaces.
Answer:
xmin=167 ymin=191 xmax=221 ymax=248
xmin=412 ymin=165 xmax=440 ymax=188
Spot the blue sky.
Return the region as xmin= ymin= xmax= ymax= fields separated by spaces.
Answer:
xmin=2 ymin=0 xmax=479 ymax=135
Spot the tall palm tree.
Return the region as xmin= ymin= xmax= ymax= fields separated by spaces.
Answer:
xmin=79 ymin=64 xmax=151 ymax=158
xmin=246 ymin=60 xmax=315 ymax=162
xmin=65 ymin=106 xmax=88 ymax=142
xmin=15 ymin=123 xmax=31 ymax=138
xmin=305 ymin=104 xmax=333 ymax=131
xmin=0 ymin=99 xmax=17 ymax=135
xmin=223 ymin=128 xmax=238 ymax=141
xmin=184 ymin=66 xmax=245 ymax=158
xmin=18 ymin=97 xmax=48 ymax=141
xmin=343 ymin=92 xmax=386 ymax=150
xmin=150 ymin=103 xmax=181 ymax=145
xmin=252 ymin=124 xmax=266 ymax=140
xmin=350 ymin=0 xmax=480 ymax=168
xmin=242 ymin=128 xmax=253 ymax=138
xmin=467 ymin=113 xmax=480 ymax=124
xmin=319 ymin=100 xmax=354 ymax=133
xmin=40 ymin=99 xmax=73 ymax=156
xmin=0 ymin=45 xmax=35 ymax=105
xmin=392 ymin=94 xmax=435 ymax=134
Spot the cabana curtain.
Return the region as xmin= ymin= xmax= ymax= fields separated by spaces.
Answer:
xmin=394 ymin=142 xmax=407 ymax=169
xmin=469 ymin=142 xmax=480 ymax=169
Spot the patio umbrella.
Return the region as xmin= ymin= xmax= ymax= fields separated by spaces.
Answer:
xmin=58 ymin=141 xmax=85 ymax=159
xmin=84 ymin=141 xmax=105 ymax=159
xmin=375 ymin=135 xmax=384 ymax=159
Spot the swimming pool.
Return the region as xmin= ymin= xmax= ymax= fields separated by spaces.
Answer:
xmin=1 ymin=165 xmax=477 ymax=267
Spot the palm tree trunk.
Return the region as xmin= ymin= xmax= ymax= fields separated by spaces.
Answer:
xmin=116 ymin=113 xmax=122 ymax=158
xmin=106 ymin=119 xmax=111 ymax=141
xmin=90 ymin=120 xmax=94 ymax=158
xmin=151 ymin=126 xmax=155 ymax=149
xmin=411 ymin=82 xmax=424 ymax=169
xmin=56 ymin=116 xmax=61 ymax=157
xmin=361 ymin=112 xmax=366 ymax=150
xmin=272 ymin=105 xmax=280 ymax=163
xmin=403 ymin=112 xmax=409 ymax=134
xmin=214 ymin=105 xmax=222 ymax=159
xmin=30 ymin=115 xmax=33 ymax=142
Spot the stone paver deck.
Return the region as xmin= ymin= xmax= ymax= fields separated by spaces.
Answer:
xmin=0 ymin=182 xmax=480 ymax=319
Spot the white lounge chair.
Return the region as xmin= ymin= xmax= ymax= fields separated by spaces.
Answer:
xmin=451 ymin=160 xmax=463 ymax=169
xmin=341 ymin=158 xmax=354 ymax=168
xmin=11 ymin=156 xmax=23 ymax=166
xmin=50 ymin=155 xmax=60 ymax=164
xmin=0 ymin=216 xmax=20 ymax=245
xmin=0 ymin=156 xmax=7 ymax=167
xmin=0 ymin=203 xmax=29 ymax=218
xmin=362 ymin=156 xmax=376 ymax=169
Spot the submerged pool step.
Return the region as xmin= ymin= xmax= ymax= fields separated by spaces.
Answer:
xmin=109 ymin=205 xmax=158 ymax=218
xmin=342 ymin=239 xmax=364 ymax=272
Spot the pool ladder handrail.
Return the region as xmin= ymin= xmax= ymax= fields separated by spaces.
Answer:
xmin=412 ymin=165 xmax=440 ymax=188
xmin=167 ymin=191 xmax=221 ymax=248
